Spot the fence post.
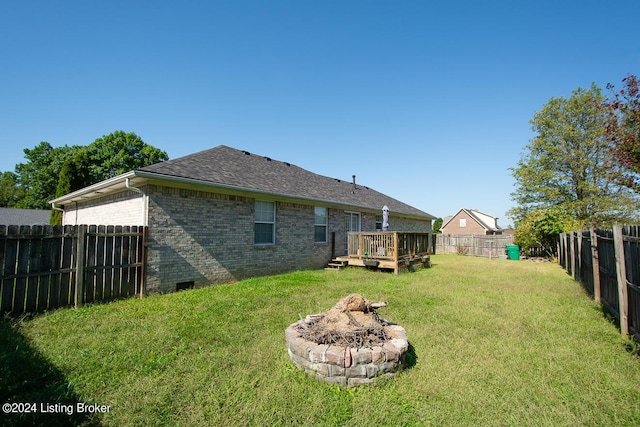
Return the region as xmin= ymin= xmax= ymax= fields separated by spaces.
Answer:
xmin=578 ymin=231 xmax=584 ymax=279
xmin=570 ymin=232 xmax=576 ymax=279
xmin=75 ymin=225 xmax=86 ymax=308
xmin=590 ymin=229 xmax=601 ymax=304
xmin=558 ymin=233 xmax=564 ymax=267
xmin=613 ymin=224 xmax=629 ymax=338
xmin=471 ymin=235 xmax=475 ymax=256
xmin=139 ymin=226 xmax=146 ymax=298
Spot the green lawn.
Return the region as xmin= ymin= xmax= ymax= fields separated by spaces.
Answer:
xmin=2 ymin=255 xmax=640 ymax=426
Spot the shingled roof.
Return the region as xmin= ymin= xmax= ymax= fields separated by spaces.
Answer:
xmin=441 ymin=208 xmax=502 ymax=232
xmin=0 ymin=208 xmax=51 ymax=226
xmin=138 ymin=145 xmax=434 ymax=219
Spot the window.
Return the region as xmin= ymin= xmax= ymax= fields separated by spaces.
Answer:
xmin=375 ymin=214 xmax=383 ymax=230
xmin=460 ymin=218 xmax=467 ymax=227
xmin=255 ymin=200 xmax=275 ymax=245
xmin=314 ymin=207 xmax=328 ymax=243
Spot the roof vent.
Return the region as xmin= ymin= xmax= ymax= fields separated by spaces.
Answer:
xmin=264 ymin=157 xmax=272 ymax=161
xmin=284 ymin=162 xmax=290 ymax=166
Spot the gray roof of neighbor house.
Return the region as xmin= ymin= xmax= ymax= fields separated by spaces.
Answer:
xmin=0 ymin=208 xmax=51 ymax=226
xmin=51 ymin=145 xmax=435 ymax=220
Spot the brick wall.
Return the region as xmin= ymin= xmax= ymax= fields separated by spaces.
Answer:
xmin=144 ymin=185 xmax=337 ymax=293
xmin=441 ymin=211 xmax=487 ymax=235
xmin=61 ymin=184 xmax=434 ymax=293
xmin=62 ymin=191 xmax=144 ymax=226
xmin=388 ymin=215 xmax=432 ymax=233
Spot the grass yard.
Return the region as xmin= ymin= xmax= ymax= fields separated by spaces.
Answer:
xmin=2 ymin=254 xmax=640 ymax=426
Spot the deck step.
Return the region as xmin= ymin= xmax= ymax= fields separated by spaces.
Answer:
xmin=324 ymin=259 xmax=349 ymax=270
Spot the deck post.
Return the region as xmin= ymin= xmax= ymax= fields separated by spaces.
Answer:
xmin=393 ymin=232 xmax=399 ymax=274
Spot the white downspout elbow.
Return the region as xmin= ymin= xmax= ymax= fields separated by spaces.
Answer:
xmin=125 ymin=178 xmax=148 ymax=226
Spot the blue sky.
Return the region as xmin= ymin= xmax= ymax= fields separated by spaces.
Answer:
xmin=1 ymin=1 xmax=638 ymax=226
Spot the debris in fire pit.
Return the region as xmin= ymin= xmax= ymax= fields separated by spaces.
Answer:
xmin=286 ymin=293 xmax=409 ymax=387
xmin=295 ymin=293 xmax=389 ymax=349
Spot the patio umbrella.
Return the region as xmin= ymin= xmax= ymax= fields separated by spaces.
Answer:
xmin=382 ymin=205 xmax=389 ymax=231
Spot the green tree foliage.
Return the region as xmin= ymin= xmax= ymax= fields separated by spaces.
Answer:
xmin=84 ymin=131 xmax=168 ymax=182
xmin=50 ymin=150 xmax=92 ymax=225
xmin=432 ymin=217 xmax=443 ymax=233
xmin=605 ymin=74 xmax=640 ymax=191
xmin=9 ymin=131 xmax=168 ymax=214
xmin=509 ymin=84 xmax=639 ymax=227
xmin=14 ymin=142 xmax=78 ymax=210
xmin=0 ymin=171 xmax=25 ymax=207
xmin=514 ymin=207 xmax=579 ymax=255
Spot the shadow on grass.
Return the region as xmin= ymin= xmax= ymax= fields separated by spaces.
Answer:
xmin=594 ymin=304 xmax=640 ymax=360
xmin=403 ymin=342 xmax=418 ymax=369
xmin=0 ymin=317 xmax=101 ymax=427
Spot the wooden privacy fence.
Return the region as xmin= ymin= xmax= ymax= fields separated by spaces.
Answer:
xmin=435 ymin=234 xmax=514 ymax=258
xmin=1 ymin=224 xmax=146 ymax=315
xmin=558 ymin=226 xmax=640 ymax=340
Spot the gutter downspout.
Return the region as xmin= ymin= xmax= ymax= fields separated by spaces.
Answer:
xmin=125 ymin=177 xmax=148 ymax=226
xmin=51 ymin=201 xmax=65 ymax=224
xmin=125 ymin=177 xmax=148 ymax=299
xmin=51 ymin=201 xmax=64 ymax=212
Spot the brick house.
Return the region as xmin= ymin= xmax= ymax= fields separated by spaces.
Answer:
xmin=440 ymin=208 xmax=503 ymax=235
xmin=50 ymin=145 xmax=435 ymax=293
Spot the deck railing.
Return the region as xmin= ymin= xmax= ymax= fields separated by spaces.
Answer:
xmin=347 ymin=231 xmax=432 ymax=262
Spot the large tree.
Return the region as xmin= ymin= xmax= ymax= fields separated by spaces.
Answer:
xmin=84 ymin=131 xmax=168 ymax=182
xmin=13 ymin=142 xmax=78 ymax=210
xmin=11 ymin=131 xmax=168 ymax=215
xmin=51 ymin=149 xmax=93 ymax=224
xmin=509 ymin=84 xmax=639 ymax=227
xmin=605 ymin=74 xmax=640 ymax=191
xmin=0 ymin=171 xmax=25 ymax=207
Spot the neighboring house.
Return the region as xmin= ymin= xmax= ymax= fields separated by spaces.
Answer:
xmin=0 ymin=208 xmax=51 ymax=226
xmin=50 ymin=145 xmax=435 ymax=293
xmin=440 ymin=208 xmax=503 ymax=235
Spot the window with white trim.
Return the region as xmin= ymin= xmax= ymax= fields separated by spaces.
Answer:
xmin=314 ymin=207 xmax=328 ymax=243
xmin=255 ymin=200 xmax=275 ymax=245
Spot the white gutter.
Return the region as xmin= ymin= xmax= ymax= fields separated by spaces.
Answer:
xmin=49 ymin=171 xmax=137 ymax=204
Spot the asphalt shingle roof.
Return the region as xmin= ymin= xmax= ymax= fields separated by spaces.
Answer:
xmin=139 ymin=145 xmax=434 ymax=219
xmin=0 ymin=208 xmax=51 ymax=226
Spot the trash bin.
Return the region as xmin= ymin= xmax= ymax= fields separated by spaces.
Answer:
xmin=505 ymin=245 xmax=520 ymax=260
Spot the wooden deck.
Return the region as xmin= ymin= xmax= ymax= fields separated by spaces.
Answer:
xmin=330 ymin=231 xmax=432 ymax=274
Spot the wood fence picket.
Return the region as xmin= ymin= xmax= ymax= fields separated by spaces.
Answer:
xmin=0 ymin=224 xmax=145 ymax=315
xmin=435 ymin=234 xmax=514 ymax=258
xmin=559 ymin=226 xmax=640 ymax=340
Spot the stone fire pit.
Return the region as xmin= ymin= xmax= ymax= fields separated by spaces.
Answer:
xmin=285 ymin=294 xmax=409 ymax=387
